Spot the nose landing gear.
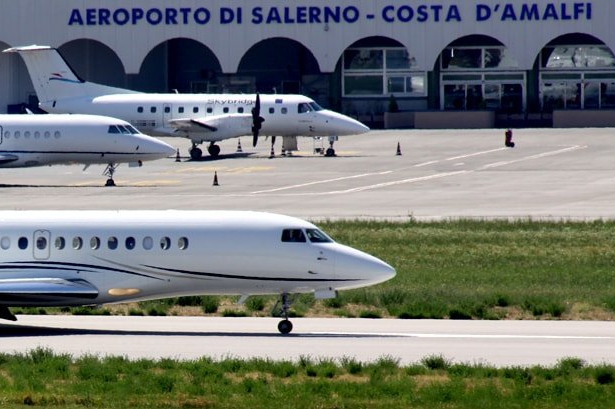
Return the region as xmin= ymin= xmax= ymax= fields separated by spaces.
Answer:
xmin=276 ymin=292 xmax=293 ymax=335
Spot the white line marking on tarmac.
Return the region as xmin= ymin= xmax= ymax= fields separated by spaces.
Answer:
xmin=326 ymin=171 xmax=470 ymax=194
xmin=446 ymin=147 xmax=509 ymax=161
xmin=479 ymin=145 xmax=587 ymax=170
xmin=309 ymin=332 xmax=614 ymax=340
xmin=251 ymin=171 xmax=393 ymax=194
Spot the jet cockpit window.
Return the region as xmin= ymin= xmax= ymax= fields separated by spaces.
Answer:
xmin=126 ymin=125 xmax=140 ymax=134
xmin=306 ymin=229 xmax=333 ymax=243
xmin=117 ymin=125 xmax=131 ymax=134
xmin=281 ymin=229 xmax=307 ymax=243
xmin=108 ymin=125 xmax=120 ymax=134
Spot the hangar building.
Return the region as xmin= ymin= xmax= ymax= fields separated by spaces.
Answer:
xmin=0 ymin=1 xmax=612 ymax=128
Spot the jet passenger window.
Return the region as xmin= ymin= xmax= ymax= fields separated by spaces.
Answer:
xmin=178 ymin=237 xmax=189 ymax=250
xmin=90 ymin=237 xmax=100 ymax=250
xmin=73 ymin=237 xmax=83 ymax=250
xmin=36 ymin=236 xmax=47 ymax=250
xmin=125 ymin=237 xmax=136 ymax=250
xmin=143 ymin=236 xmax=153 ymax=250
xmin=55 ymin=237 xmax=65 ymax=250
xmin=306 ymin=229 xmax=333 ymax=243
xmin=108 ymin=236 xmax=118 ymax=250
xmin=18 ymin=237 xmax=28 ymax=250
xmin=160 ymin=237 xmax=171 ymax=250
xmin=0 ymin=237 xmax=9 ymax=250
xmin=281 ymin=229 xmax=306 ymax=243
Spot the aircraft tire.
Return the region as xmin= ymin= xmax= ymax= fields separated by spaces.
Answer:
xmin=325 ymin=148 xmax=336 ymax=157
xmin=189 ymin=147 xmax=203 ymax=160
xmin=278 ymin=319 xmax=293 ymax=335
xmin=208 ymin=144 xmax=221 ymax=157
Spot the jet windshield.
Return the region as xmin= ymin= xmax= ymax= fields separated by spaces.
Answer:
xmin=108 ymin=124 xmax=141 ymax=134
xmin=297 ymin=102 xmax=324 ymax=114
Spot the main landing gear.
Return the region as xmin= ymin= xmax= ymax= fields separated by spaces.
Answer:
xmin=189 ymin=142 xmax=220 ymax=160
xmin=277 ymin=292 xmax=293 ymax=335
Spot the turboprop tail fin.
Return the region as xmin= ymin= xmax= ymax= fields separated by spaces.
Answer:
xmin=4 ymin=45 xmax=138 ymax=107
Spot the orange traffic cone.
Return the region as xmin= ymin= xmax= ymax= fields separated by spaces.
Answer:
xmin=213 ymin=171 xmax=219 ymax=186
xmin=175 ymin=149 xmax=181 ymax=162
xmin=396 ymin=142 xmax=402 ymax=156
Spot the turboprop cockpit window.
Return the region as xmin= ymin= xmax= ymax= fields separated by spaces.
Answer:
xmin=306 ymin=229 xmax=333 ymax=243
xmin=309 ymin=102 xmax=323 ymax=111
xmin=281 ymin=229 xmax=306 ymax=243
xmin=298 ymin=103 xmax=311 ymax=114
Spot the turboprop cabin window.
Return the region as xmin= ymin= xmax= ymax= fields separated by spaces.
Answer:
xmin=281 ymin=229 xmax=306 ymax=243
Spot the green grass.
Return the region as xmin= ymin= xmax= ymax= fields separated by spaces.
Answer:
xmin=13 ymin=219 xmax=615 ymax=320
xmin=0 ymin=348 xmax=614 ymax=408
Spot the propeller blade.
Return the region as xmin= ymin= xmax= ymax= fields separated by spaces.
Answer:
xmin=251 ymin=93 xmax=263 ymax=147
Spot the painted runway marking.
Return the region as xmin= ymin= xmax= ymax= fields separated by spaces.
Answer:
xmin=251 ymin=171 xmax=392 ymax=194
xmin=479 ymin=145 xmax=587 ymax=170
xmin=446 ymin=147 xmax=508 ymax=161
xmin=311 ymin=332 xmax=615 ymax=340
xmin=326 ymin=171 xmax=470 ymax=194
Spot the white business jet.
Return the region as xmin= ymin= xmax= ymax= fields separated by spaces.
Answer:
xmin=0 ymin=114 xmax=175 ymax=186
xmin=0 ymin=210 xmax=395 ymax=334
xmin=5 ymin=45 xmax=370 ymax=160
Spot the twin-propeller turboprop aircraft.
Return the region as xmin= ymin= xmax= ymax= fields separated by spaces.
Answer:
xmin=0 ymin=114 xmax=175 ymax=186
xmin=5 ymin=45 xmax=370 ymax=159
xmin=0 ymin=210 xmax=395 ymax=334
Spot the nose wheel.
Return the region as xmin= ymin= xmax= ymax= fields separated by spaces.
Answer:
xmin=277 ymin=292 xmax=293 ymax=334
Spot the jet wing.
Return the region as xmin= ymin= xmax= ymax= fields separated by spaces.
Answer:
xmin=0 ymin=153 xmax=18 ymax=164
xmin=168 ymin=114 xmax=253 ymax=140
xmin=0 ymin=278 xmax=99 ymax=304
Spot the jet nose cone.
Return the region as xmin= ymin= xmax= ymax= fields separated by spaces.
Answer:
xmin=335 ymin=244 xmax=396 ymax=289
xmin=144 ymin=137 xmax=176 ymax=157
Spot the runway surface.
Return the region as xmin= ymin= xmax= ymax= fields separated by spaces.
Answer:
xmin=2 ymin=127 xmax=615 ymax=220
xmin=2 ymin=127 xmax=615 ymax=366
xmin=2 ymin=316 xmax=614 ymax=367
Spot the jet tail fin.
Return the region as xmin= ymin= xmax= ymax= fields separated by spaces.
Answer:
xmin=4 ymin=45 xmax=138 ymax=106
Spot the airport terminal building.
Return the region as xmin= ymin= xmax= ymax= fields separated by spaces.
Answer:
xmin=0 ymin=0 xmax=614 ymax=128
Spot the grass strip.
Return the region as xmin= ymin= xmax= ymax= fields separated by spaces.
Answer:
xmin=0 ymin=349 xmax=613 ymax=408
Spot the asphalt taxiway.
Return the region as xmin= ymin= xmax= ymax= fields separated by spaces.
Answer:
xmin=2 ymin=127 xmax=615 ymax=220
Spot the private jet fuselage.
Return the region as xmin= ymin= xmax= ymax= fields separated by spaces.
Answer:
xmin=0 ymin=114 xmax=174 ymax=184
xmin=0 ymin=211 xmax=395 ymax=333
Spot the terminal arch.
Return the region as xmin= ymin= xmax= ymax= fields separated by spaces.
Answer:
xmin=237 ymin=38 xmax=320 ymax=94
xmin=59 ymin=39 xmax=126 ymax=88
xmin=537 ymin=33 xmax=615 ymax=111
xmin=136 ymin=38 xmax=221 ymax=93
xmin=436 ymin=35 xmax=524 ymax=113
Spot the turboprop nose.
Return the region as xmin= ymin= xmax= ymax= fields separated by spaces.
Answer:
xmin=323 ymin=111 xmax=370 ymax=136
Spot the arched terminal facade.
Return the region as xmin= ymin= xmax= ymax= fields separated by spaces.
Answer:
xmin=0 ymin=1 xmax=612 ymax=128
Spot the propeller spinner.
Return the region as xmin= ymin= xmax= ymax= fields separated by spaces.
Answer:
xmin=251 ymin=93 xmax=265 ymax=147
